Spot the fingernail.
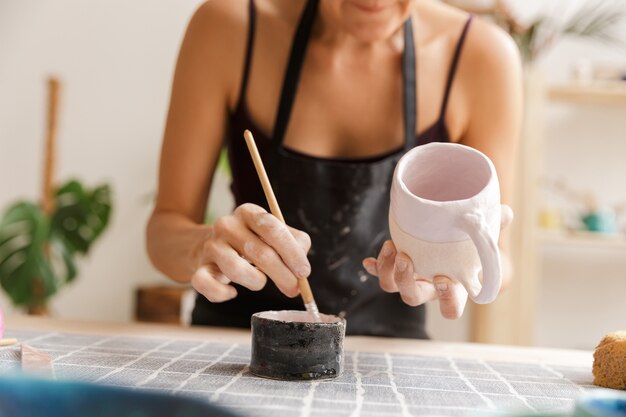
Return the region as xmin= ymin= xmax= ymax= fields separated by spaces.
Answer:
xmin=382 ymin=243 xmax=392 ymax=257
xmin=435 ymin=282 xmax=448 ymax=292
xmin=395 ymin=258 xmax=407 ymax=272
xmin=296 ymin=265 xmax=311 ymax=279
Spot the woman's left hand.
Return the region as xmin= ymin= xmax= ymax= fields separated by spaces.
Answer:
xmin=362 ymin=241 xmax=468 ymax=319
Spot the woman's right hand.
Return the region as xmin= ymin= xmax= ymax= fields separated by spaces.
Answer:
xmin=191 ymin=203 xmax=312 ymax=303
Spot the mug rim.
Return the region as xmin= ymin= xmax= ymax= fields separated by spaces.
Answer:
xmin=394 ymin=142 xmax=495 ymax=206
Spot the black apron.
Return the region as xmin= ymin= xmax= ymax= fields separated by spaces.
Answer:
xmin=193 ymin=0 xmax=428 ymax=339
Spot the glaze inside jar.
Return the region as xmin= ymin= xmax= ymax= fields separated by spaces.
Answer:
xmin=255 ymin=310 xmax=341 ymax=324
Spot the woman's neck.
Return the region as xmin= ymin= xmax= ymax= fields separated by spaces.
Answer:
xmin=314 ymin=0 xmax=414 ymax=53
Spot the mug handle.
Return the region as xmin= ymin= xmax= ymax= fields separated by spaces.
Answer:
xmin=459 ymin=210 xmax=502 ymax=304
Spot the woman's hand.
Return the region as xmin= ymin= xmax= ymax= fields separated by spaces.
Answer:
xmin=191 ymin=203 xmax=311 ymax=303
xmin=362 ymin=242 xmax=468 ymax=319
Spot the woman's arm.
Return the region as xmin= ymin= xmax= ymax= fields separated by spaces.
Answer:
xmin=147 ymin=1 xmax=312 ymax=303
xmin=457 ymin=18 xmax=523 ymax=290
xmin=146 ymin=1 xmax=242 ymax=283
xmin=363 ymin=17 xmax=523 ymax=319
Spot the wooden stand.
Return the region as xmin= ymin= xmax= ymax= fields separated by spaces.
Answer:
xmin=135 ymin=285 xmax=190 ymax=324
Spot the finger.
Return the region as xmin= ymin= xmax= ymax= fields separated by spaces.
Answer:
xmin=500 ymin=204 xmax=514 ymax=229
xmin=191 ymin=265 xmax=237 ymax=303
xmin=215 ymin=213 xmax=299 ymax=297
xmin=434 ymin=275 xmax=468 ymax=320
xmin=362 ymin=258 xmax=378 ymax=276
xmin=394 ymin=253 xmax=437 ymax=306
xmin=376 ymin=240 xmax=398 ymax=293
xmin=203 ymin=239 xmax=268 ymax=292
xmin=242 ymin=238 xmax=300 ymax=298
xmin=288 ymin=225 xmax=312 ymax=253
xmin=236 ymin=204 xmax=311 ymax=279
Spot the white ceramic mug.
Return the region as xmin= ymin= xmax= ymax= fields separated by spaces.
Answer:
xmin=389 ymin=142 xmax=512 ymax=304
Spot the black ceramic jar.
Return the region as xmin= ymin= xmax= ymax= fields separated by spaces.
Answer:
xmin=250 ymin=310 xmax=346 ymax=381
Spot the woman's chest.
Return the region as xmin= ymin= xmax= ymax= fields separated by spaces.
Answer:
xmin=243 ymin=24 xmax=465 ymax=158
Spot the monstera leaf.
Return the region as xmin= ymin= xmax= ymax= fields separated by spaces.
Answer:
xmin=0 ymin=202 xmax=71 ymax=306
xmin=0 ymin=180 xmax=111 ymax=309
xmin=51 ymin=181 xmax=112 ymax=255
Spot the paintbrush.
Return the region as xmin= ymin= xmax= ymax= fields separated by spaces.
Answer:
xmin=243 ymin=130 xmax=320 ymax=320
xmin=0 ymin=338 xmax=17 ymax=347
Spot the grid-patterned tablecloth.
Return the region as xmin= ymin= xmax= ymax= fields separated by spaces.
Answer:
xmin=0 ymin=330 xmax=594 ymax=417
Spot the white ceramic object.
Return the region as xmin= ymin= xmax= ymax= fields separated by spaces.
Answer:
xmin=389 ymin=142 xmax=513 ymax=304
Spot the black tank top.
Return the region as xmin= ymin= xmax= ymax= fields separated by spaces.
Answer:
xmin=192 ymin=0 xmax=473 ymax=338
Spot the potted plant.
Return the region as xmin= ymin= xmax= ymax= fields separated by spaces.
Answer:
xmin=0 ymin=78 xmax=112 ymax=314
xmin=491 ymin=0 xmax=625 ymax=64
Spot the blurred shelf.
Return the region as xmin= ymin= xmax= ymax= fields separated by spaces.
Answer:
xmin=548 ymin=82 xmax=626 ymax=106
xmin=538 ymin=229 xmax=626 ymax=249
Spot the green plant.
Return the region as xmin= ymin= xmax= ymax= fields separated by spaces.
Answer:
xmin=493 ymin=0 xmax=625 ymax=63
xmin=0 ymin=180 xmax=112 ymax=313
xmin=204 ymin=147 xmax=232 ymax=224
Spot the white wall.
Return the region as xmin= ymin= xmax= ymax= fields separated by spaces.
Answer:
xmin=0 ymin=0 xmax=204 ymax=321
xmin=526 ymin=2 xmax=626 ymax=350
xmin=535 ymin=100 xmax=626 ymax=350
xmin=1 ymin=0 xmax=625 ymax=346
xmin=537 ymin=245 xmax=626 ymax=350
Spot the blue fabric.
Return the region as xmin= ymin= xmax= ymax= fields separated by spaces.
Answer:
xmin=0 ymin=376 xmax=241 ymax=417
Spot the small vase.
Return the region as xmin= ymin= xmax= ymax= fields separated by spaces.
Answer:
xmin=27 ymin=304 xmax=49 ymax=316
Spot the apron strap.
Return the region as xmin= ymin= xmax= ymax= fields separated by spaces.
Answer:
xmin=402 ymin=18 xmax=417 ymax=152
xmin=272 ymin=0 xmax=319 ymax=148
xmin=272 ymin=0 xmax=417 ymax=152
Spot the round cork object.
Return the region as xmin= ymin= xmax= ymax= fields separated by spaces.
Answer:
xmin=593 ymin=330 xmax=626 ymax=390
xmin=250 ymin=310 xmax=346 ymax=381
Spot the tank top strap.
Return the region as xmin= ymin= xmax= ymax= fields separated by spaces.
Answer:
xmin=234 ymin=0 xmax=257 ymax=113
xmin=438 ymin=15 xmax=473 ymax=120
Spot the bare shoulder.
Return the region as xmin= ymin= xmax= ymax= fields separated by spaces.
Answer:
xmin=416 ymin=1 xmax=522 ymax=146
xmin=190 ymin=0 xmax=249 ymax=30
xmin=462 ymin=15 xmax=522 ymax=78
xmin=176 ymin=0 xmax=250 ymax=91
xmin=184 ymin=0 xmax=248 ymax=57
xmin=189 ymin=0 xmax=301 ymax=36
xmin=459 ymin=13 xmax=523 ymax=125
xmin=418 ymin=0 xmax=521 ymax=78
xmin=180 ymin=0 xmax=302 ymax=104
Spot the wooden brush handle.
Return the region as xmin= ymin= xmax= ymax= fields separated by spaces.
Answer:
xmin=243 ymin=130 xmax=317 ymax=308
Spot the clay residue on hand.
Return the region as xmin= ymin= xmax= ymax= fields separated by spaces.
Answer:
xmin=256 ymin=310 xmax=342 ymax=324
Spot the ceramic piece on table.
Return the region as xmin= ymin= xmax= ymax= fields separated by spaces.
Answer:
xmin=250 ymin=310 xmax=345 ymax=380
xmin=389 ymin=142 xmax=513 ymax=304
xmin=538 ymin=207 xmax=563 ymax=230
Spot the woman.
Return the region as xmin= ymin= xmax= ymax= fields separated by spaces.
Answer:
xmin=147 ymin=0 xmax=522 ymax=338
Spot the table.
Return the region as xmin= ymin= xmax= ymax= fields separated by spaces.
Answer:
xmin=2 ymin=316 xmax=596 ymax=417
